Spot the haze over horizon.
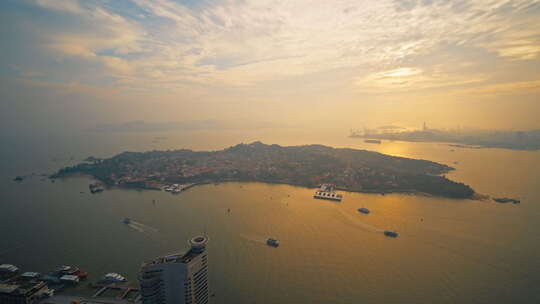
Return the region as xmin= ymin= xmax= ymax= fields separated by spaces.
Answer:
xmin=1 ymin=0 xmax=540 ymax=136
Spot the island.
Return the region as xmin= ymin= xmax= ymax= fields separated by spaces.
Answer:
xmin=51 ymin=142 xmax=475 ymax=199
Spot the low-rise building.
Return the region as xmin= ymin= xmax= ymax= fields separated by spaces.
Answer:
xmin=0 ymin=281 xmax=52 ymax=304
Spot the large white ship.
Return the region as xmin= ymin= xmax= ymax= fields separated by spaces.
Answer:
xmin=313 ymin=184 xmax=342 ymax=202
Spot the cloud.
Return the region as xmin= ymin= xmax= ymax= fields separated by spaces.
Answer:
xmin=4 ymin=0 xmax=540 ymax=96
xmin=355 ymin=66 xmax=488 ymax=93
xmin=493 ymin=42 xmax=540 ymax=60
xmin=35 ymin=0 xmax=83 ymax=13
xmin=454 ymin=79 xmax=540 ymax=97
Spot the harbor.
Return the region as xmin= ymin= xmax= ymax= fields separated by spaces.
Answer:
xmin=162 ymin=183 xmax=196 ymax=194
xmin=0 ymin=264 xmax=139 ymax=304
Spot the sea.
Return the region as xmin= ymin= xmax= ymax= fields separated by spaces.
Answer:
xmin=1 ymin=128 xmax=539 ymax=304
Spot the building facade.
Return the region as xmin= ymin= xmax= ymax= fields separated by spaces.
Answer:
xmin=0 ymin=281 xmax=52 ymax=304
xmin=139 ymin=236 xmax=209 ymax=304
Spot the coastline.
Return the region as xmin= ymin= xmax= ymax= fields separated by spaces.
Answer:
xmin=53 ymin=174 xmax=479 ymax=200
xmin=49 ymin=142 xmax=476 ymax=200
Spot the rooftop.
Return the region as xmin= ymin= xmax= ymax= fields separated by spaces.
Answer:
xmin=142 ymin=236 xmax=207 ymax=267
xmin=0 ymin=284 xmax=18 ymax=294
xmin=0 ymin=281 xmax=46 ymax=295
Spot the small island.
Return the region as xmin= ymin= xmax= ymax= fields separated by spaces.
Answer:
xmin=51 ymin=142 xmax=475 ymax=199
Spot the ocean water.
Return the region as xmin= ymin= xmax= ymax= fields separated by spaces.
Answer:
xmin=1 ymin=129 xmax=539 ymax=304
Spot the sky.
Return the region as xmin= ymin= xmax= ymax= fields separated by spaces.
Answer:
xmin=1 ymin=0 xmax=539 ymax=135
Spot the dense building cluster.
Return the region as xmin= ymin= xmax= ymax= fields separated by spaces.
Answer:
xmin=53 ymin=142 xmax=475 ymax=199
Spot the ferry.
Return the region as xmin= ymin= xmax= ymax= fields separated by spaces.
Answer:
xmin=266 ymin=238 xmax=280 ymax=247
xmin=313 ymin=184 xmax=342 ymax=202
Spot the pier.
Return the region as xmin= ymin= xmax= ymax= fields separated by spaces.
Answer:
xmin=91 ymin=283 xmax=139 ymax=300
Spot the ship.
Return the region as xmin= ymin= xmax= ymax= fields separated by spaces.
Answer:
xmin=266 ymin=238 xmax=280 ymax=247
xmin=493 ymin=197 xmax=520 ymax=204
xmin=313 ymin=184 xmax=343 ymax=202
xmin=358 ymin=208 xmax=370 ymax=214
xmin=384 ymin=231 xmax=399 ymax=238
xmin=123 ymin=218 xmax=131 ymax=224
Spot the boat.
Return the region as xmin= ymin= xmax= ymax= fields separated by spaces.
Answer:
xmin=0 ymin=264 xmax=19 ymax=273
xmin=100 ymin=273 xmax=127 ymax=283
xmin=60 ymin=275 xmax=80 ymax=284
xmin=21 ymin=272 xmax=41 ymax=279
xmin=313 ymin=190 xmax=343 ymax=202
xmin=364 ymin=139 xmax=382 ymax=144
xmin=41 ymin=274 xmax=61 ymax=284
xmin=384 ymin=231 xmax=399 ymax=238
xmin=358 ymin=208 xmax=370 ymax=214
xmin=77 ymin=270 xmax=88 ymax=279
xmin=123 ymin=218 xmax=131 ymax=224
xmin=493 ymin=197 xmax=520 ymax=204
xmin=89 ymin=183 xmax=104 ymax=193
xmin=54 ymin=265 xmax=83 ymax=276
xmin=313 ymin=184 xmax=343 ymax=202
xmin=266 ymin=238 xmax=280 ymax=247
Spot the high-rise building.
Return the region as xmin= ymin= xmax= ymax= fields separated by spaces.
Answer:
xmin=139 ymin=236 xmax=209 ymax=304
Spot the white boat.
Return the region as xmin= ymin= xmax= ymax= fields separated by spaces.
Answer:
xmin=102 ymin=272 xmax=127 ymax=282
xmin=21 ymin=272 xmax=41 ymax=279
xmin=0 ymin=264 xmax=19 ymax=273
xmin=60 ymin=275 xmax=80 ymax=284
xmin=313 ymin=184 xmax=343 ymax=202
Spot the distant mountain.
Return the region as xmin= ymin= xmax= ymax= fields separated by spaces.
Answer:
xmin=91 ymin=120 xmax=285 ymax=132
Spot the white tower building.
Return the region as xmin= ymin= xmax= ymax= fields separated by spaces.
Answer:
xmin=139 ymin=236 xmax=209 ymax=304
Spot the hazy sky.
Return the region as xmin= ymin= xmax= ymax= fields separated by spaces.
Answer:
xmin=1 ymin=0 xmax=539 ymax=134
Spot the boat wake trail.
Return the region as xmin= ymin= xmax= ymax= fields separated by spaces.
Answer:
xmin=240 ymin=234 xmax=267 ymax=245
xmin=127 ymin=220 xmax=158 ymax=233
xmin=337 ymin=208 xmax=385 ymax=233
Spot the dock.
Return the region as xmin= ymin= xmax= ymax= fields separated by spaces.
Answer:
xmin=91 ymin=283 xmax=138 ymax=300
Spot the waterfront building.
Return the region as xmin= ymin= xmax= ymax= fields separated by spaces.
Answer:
xmin=139 ymin=236 xmax=209 ymax=304
xmin=0 ymin=281 xmax=52 ymax=304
